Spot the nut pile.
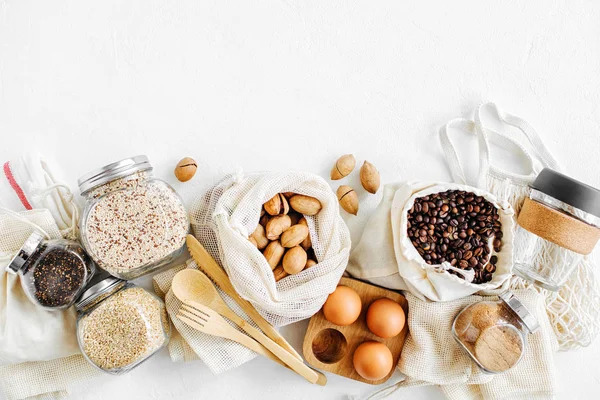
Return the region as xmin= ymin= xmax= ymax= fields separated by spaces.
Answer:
xmin=249 ymin=193 xmax=322 ymax=282
xmin=407 ymin=190 xmax=503 ymax=284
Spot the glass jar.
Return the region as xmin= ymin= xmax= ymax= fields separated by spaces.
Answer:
xmin=452 ymin=292 xmax=539 ymax=374
xmin=514 ymin=168 xmax=600 ymax=291
xmin=6 ymin=231 xmax=95 ymax=310
xmin=75 ymin=276 xmax=171 ymax=375
xmin=78 ymin=156 xmax=189 ymax=280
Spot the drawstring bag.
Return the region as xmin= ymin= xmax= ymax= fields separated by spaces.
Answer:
xmin=347 ymin=180 xmax=514 ymax=302
xmin=189 ymin=171 xmax=351 ymax=326
xmin=0 ymin=154 xmax=79 ymax=240
xmin=440 ymin=102 xmax=600 ymax=350
xmin=0 ymin=208 xmax=80 ymax=365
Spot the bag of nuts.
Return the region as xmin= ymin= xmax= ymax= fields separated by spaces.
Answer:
xmin=347 ymin=181 xmax=515 ymax=302
xmin=189 ymin=171 xmax=351 ymax=326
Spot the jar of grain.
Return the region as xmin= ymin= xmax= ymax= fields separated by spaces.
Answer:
xmin=75 ymin=275 xmax=170 ymax=374
xmin=452 ymin=292 xmax=539 ymax=374
xmin=6 ymin=231 xmax=95 ymax=310
xmin=78 ymin=156 xmax=189 ymax=280
xmin=514 ymin=168 xmax=600 ymax=291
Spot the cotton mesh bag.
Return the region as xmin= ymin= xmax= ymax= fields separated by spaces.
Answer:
xmin=441 ymin=102 xmax=600 ymax=350
xmin=189 ymin=171 xmax=351 ymax=327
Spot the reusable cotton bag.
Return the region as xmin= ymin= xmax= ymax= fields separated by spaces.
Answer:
xmin=347 ymin=181 xmax=514 ymax=302
xmin=189 ymin=171 xmax=351 ymax=327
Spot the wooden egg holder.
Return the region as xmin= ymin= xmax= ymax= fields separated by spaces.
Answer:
xmin=302 ymin=277 xmax=409 ymax=385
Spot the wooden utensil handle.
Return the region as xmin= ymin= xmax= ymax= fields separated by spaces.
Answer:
xmin=239 ymin=321 xmax=324 ymax=385
xmin=187 ymin=235 xmax=303 ymax=360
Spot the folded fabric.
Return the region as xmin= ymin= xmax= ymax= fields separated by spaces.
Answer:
xmin=397 ymin=289 xmax=557 ymax=399
xmin=153 ymin=258 xmax=262 ymax=374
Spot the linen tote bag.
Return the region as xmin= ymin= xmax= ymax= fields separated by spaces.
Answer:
xmin=189 ymin=170 xmax=351 ymax=326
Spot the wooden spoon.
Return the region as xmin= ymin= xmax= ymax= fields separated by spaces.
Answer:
xmin=172 ymin=268 xmax=327 ymax=386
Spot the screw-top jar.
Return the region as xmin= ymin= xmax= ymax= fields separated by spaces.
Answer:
xmin=6 ymin=231 xmax=95 ymax=309
xmin=514 ymin=168 xmax=600 ymax=291
xmin=78 ymin=156 xmax=189 ymax=280
xmin=75 ymin=276 xmax=171 ymax=374
xmin=452 ymin=292 xmax=539 ymax=374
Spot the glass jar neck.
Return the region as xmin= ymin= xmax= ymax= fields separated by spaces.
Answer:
xmin=84 ymin=170 xmax=153 ymax=199
xmin=76 ymin=279 xmax=128 ymax=312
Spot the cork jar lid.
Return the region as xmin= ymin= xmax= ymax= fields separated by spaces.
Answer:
xmin=531 ymin=168 xmax=600 ymax=218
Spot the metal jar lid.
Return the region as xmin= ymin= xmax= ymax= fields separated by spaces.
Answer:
xmin=6 ymin=231 xmax=44 ymax=274
xmin=75 ymin=275 xmax=126 ymax=311
xmin=78 ymin=155 xmax=153 ymax=194
xmin=499 ymin=291 xmax=540 ymax=334
xmin=530 ymin=168 xmax=600 ymax=218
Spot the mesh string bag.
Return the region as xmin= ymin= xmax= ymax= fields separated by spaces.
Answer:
xmin=188 ymin=171 xmax=351 ymax=327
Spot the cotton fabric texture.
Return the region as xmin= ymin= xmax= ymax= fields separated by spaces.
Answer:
xmin=188 ymin=171 xmax=352 ymax=327
xmin=0 ymin=209 xmax=98 ymax=400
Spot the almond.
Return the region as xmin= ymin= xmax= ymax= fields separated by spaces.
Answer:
xmin=337 ymin=185 xmax=359 ymax=215
xmin=266 ymin=214 xmax=292 ymax=240
xmin=330 ymin=154 xmax=356 ymax=180
xmin=289 ymin=195 xmax=322 ymax=216
xmin=282 ymin=246 xmax=307 ymax=274
xmin=263 ymin=241 xmax=285 ymax=269
xmin=280 ymin=224 xmax=309 ymax=248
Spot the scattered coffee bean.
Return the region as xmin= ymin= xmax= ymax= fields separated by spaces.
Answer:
xmin=407 ymin=190 xmax=503 ymax=284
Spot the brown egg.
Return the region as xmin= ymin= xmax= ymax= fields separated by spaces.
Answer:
xmin=353 ymin=341 xmax=393 ymax=381
xmin=366 ymin=298 xmax=406 ymax=339
xmin=322 ymin=286 xmax=362 ymax=326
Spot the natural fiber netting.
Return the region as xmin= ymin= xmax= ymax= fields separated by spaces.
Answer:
xmin=188 ymin=171 xmax=351 ymax=327
xmin=486 ymin=172 xmax=600 ymax=350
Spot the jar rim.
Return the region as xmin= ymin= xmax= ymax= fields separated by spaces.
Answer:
xmin=6 ymin=231 xmax=44 ymax=274
xmin=76 ymin=276 xmax=126 ymax=311
xmin=78 ymin=155 xmax=153 ymax=194
xmin=499 ymin=291 xmax=539 ymax=333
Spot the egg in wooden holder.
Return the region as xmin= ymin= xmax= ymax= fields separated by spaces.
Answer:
xmin=303 ymin=277 xmax=409 ymax=384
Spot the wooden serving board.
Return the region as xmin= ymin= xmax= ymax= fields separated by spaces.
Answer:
xmin=302 ymin=277 xmax=409 ymax=385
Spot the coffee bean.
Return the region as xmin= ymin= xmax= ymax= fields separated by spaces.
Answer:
xmin=490 ymin=255 xmax=498 ymax=264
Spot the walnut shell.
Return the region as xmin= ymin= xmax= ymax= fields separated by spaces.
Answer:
xmin=264 ymin=193 xmax=289 ymax=216
xmin=331 ymin=154 xmax=356 ymax=180
xmin=282 ymin=246 xmax=307 ymax=274
xmin=266 ymin=214 xmax=292 ymax=240
xmin=263 ymin=241 xmax=285 ymax=269
xmin=289 ymin=195 xmax=322 ymax=216
xmin=273 ymin=265 xmax=289 ymax=282
xmin=337 ymin=185 xmax=359 ymax=215
xmin=360 ymin=161 xmax=380 ymax=194
xmin=280 ymin=224 xmax=309 ymax=248
xmin=250 ymin=224 xmax=269 ymax=250
xmin=174 ymin=157 xmax=198 ymax=182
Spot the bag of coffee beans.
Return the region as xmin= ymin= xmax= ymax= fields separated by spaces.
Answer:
xmin=348 ymin=181 xmax=514 ymax=301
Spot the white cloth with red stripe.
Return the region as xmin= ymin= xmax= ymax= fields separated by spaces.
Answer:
xmin=0 ymin=154 xmax=79 ymax=240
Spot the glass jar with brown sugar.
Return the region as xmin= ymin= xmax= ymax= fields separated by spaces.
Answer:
xmin=452 ymin=292 xmax=539 ymax=374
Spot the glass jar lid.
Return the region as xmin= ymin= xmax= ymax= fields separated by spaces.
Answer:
xmin=499 ymin=291 xmax=539 ymax=333
xmin=76 ymin=275 xmax=126 ymax=311
xmin=78 ymin=155 xmax=153 ymax=194
xmin=6 ymin=231 xmax=44 ymax=274
xmin=530 ymin=168 xmax=600 ymax=218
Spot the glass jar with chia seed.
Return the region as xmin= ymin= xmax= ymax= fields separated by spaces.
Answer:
xmin=452 ymin=291 xmax=539 ymax=374
xmin=78 ymin=156 xmax=189 ymax=280
xmin=6 ymin=231 xmax=95 ymax=310
xmin=75 ymin=276 xmax=170 ymax=374
xmin=514 ymin=168 xmax=600 ymax=291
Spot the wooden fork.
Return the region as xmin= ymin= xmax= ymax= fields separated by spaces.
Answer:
xmin=177 ymin=301 xmax=322 ymax=385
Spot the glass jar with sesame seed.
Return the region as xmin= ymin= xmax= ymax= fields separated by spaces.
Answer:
xmin=75 ymin=275 xmax=171 ymax=374
xmin=78 ymin=156 xmax=189 ymax=280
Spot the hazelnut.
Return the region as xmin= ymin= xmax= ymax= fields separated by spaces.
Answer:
xmin=289 ymin=195 xmax=322 ymax=216
xmin=264 ymin=193 xmax=289 ymax=216
xmin=331 ymin=154 xmax=356 ymax=180
xmin=263 ymin=241 xmax=285 ymax=269
xmin=360 ymin=161 xmax=380 ymax=194
xmin=282 ymin=246 xmax=307 ymax=274
xmin=337 ymin=185 xmax=359 ymax=215
xmin=280 ymin=224 xmax=309 ymax=248
xmin=266 ymin=214 xmax=292 ymax=240
xmin=174 ymin=157 xmax=197 ymax=182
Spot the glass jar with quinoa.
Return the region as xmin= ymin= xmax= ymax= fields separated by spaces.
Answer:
xmin=7 ymin=231 xmax=95 ymax=310
xmin=75 ymin=275 xmax=170 ymax=374
xmin=78 ymin=156 xmax=189 ymax=280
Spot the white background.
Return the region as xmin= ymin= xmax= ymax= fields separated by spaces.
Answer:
xmin=2 ymin=1 xmax=600 ymax=399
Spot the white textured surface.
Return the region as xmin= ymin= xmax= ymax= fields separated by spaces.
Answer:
xmin=1 ymin=1 xmax=600 ymax=399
